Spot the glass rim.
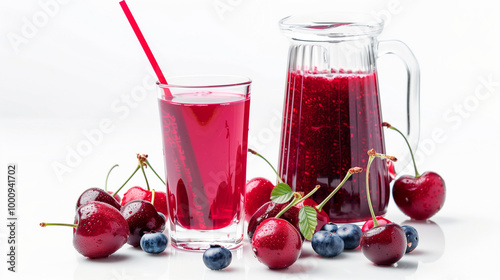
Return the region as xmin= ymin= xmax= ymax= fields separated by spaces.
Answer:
xmin=280 ymin=12 xmax=384 ymax=41
xmin=157 ymin=75 xmax=252 ymax=89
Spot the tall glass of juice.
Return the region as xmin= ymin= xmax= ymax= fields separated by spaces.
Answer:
xmin=157 ymin=75 xmax=251 ymax=251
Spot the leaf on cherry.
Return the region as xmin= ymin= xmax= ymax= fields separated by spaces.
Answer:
xmin=298 ymin=206 xmax=317 ymax=241
xmin=270 ymin=183 xmax=294 ymax=203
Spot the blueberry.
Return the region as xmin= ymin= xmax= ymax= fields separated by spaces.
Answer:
xmin=311 ymin=231 xmax=344 ymax=257
xmin=140 ymin=232 xmax=168 ymax=254
xmin=336 ymin=224 xmax=362 ymax=250
xmin=203 ymin=245 xmax=232 ymax=270
xmin=320 ymin=222 xmax=338 ymax=233
xmin=402 ymin=225 xmax=419 ymax=253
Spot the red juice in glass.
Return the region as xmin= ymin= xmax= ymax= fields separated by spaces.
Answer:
xmin=158 ymin=75 xmax=251 ymax=251
xmin=159 ymin=92 xmax=250 ymax=230
xmin=278 ymin=71 xmax=390 ymax=223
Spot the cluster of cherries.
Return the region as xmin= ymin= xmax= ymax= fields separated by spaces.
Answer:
xmin=40 ymin=154 xmax=169 ymax=258
xmin=243 ymin=123 xmax=446 ymax=269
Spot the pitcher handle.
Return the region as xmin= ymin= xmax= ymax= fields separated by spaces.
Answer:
xmin=378 ymin=40 xmax=420 ymax=173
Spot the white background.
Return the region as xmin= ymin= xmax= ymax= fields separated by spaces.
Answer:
xmin=1 ymin=0 xmax=500 ymax=279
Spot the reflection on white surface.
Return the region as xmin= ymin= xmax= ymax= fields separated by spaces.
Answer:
xmin=401 ymin=220 xmax=445 ymax=264
xmin=64 ymin=219 xmax=448 ymax=280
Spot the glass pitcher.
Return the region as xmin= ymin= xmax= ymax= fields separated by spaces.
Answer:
xmin=278 ymin=13 xmax=420 ymax=223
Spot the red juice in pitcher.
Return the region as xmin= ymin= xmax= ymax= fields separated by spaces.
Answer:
xmin=159 ymin=92 xmax=250 ymax=230
xmin=278 ymin=70 xmax=390 ymax=223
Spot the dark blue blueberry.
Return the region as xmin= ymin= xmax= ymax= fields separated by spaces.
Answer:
xmin=402 ymin=225 xmax=419 ymax=253
xmin=320 ymin=222 xmax=338 ymax=233
xmin=140 ymin=232 xmax=168 ymax=254
xmin=203 ymin=245 xmax=232 ymax=270
xmin=311 ymin=231 xmax=344 ymax=257
xmin=336 ymin=224 xmax=362 ymax=250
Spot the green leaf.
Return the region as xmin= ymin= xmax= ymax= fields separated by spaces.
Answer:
xmin=270 ymin=183 xmax=294 ymax=203
xmin=298 ymin=206 xmax=317 ymax=241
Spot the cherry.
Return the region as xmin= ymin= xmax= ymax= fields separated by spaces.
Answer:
xmin=383 ymin=122 xmax=446 ymax=220
xmin=251 ymin=218 xmax=302 ymax=269
xmin=113 ymin=154 xmax=168 ymax=217
xmin=76 ymin=188 xmax=121 ymax=211
xmin=393 ymin=172 xmax=445 ymax=220
xmin=361 ymin=216 xmax=392 ymax=232
xmin=360 ymin=149 xmax=406 ymax=265
xmin=40 ymin=201 xmax=129 ymax=259
xmin=247 ymin=201 xmax=300 ymax=242
xmin=245 ymin=177 xmax=274 ymax=222
xmin=75 ymin=164 xmax=124 ymax=210
xmin=120 ymin=199 xmax=166 ymax=247
xmin=360 ymin=223 xmax=407 ymax=265
xmin=121 ymin=186 xmax=168 ymax=217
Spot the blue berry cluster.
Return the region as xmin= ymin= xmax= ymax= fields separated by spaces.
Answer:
xmin=311 ymin=222 xmax=362 ymax=257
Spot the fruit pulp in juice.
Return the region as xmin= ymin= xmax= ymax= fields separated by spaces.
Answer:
xmin=278 ymin=71 xmax=390 ymax=223
xmin=159 ymin=92 xmax=250 ymax=230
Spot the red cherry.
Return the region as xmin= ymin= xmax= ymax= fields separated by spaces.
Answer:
xmin=251 ymin=218 xmax=302 ymax=269
xmin=244 ymin=177 xmax=274 ymax=222
xmin=121 ymin=186 xmax=168 ymax=217
xmin=360 ymin=223 xmax=407 ymax=265
xmin=76 ymin=188 xmax=121 ymax=211
xmin=361 ymin=216 xmax=391 ymax=232
xmin=393 ymin=171 xmax=446 ymax=220
xmin=247 ymin=201 xmax=300 ymax=242
xmin=40 ymin=202 xmax=130 ymax=259
xmin=120 ymin=200 xmax=166 ymax=247
xmin=382 ymin=123 xmax=446 ymax=220
xmin=294 ymin=198 xmax=330 ymax=232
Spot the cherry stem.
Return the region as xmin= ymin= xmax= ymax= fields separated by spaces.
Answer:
xmin=248 ymin=148 xmax=284 ymax=184
xmin=316 ymin=167 xmax=362 ymax=211
xmin=365 ymin=155 xmax=379 ymax=227
xmin=151 ymin=189 xmax=156 ymax=206
xmin=383 ymin=122 xmax=420 ymax=178
xmin=40 ymin=222 xmax=78 ymax=228
xmin=112 ymin=165 xmax=140 ymax=197
xmin=145 ymin=159 xmax=166 ymax=185
xmin=140 ymin=162 xmax=150 ymax=191
xmin=104 ymin=164 xmax=119 ymax=192
xmin=275 ymin=185 xmax=320 ymax=219
xmin=365 ymin=149 xmax=398 ymax=227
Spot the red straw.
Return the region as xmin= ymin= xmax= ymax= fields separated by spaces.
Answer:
xmin=119 ymin=0 xmax=172 ymax=97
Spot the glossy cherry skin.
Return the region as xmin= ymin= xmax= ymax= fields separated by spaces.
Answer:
xmin=361 ymin=216 xmax=392 ymax=232
xmin=121 ymin=186 xmax=168 ymax=217
xmin=360 ymin=223 xmax=407 ymax=265
xmin=393 ymin=171 xmax=446 ymax=220
xmin=294 ymin=198 xmax=330 ymax=233
xmin=76 ymin=188 xmax=121 ymax=211
xmin=244 ymin=177 xmax=274 ymax=221
xmin=251 ymin=218 xmax=302 ymax=269
xmin=120 ymin=200 xmax=166 ymax=247
xmin=73 ymin=202 xmax=130 ymax=258
xmin=247 ymin=201 xmax=300 ymax=242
